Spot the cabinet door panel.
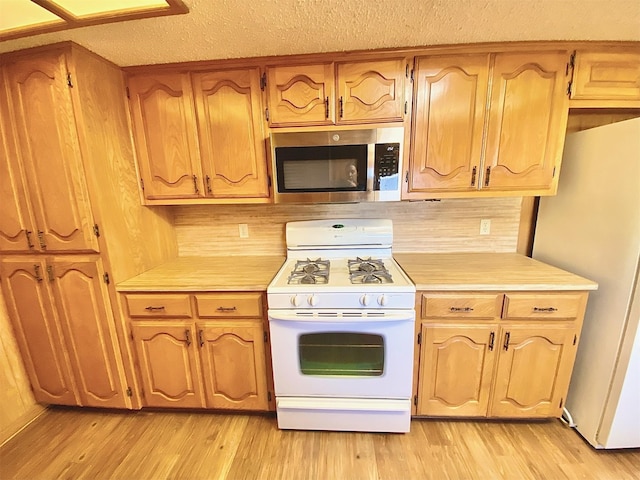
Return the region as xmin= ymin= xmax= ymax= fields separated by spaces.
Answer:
xmin=267 ymin=63 xmax=334 ymax=126
xmin=491 ymin=325 xmax=576 ymax=417
xmin=128 ymin=73 xmax=203 ymax=199
xmin=0 ymin=75 xmax=36 ymax=253
xmin=0 ymin=259 xmax=77 ymax=405
xmin=484 ymin=52 xmax=570 ymax=192
xmin=51 ymin=260 xmax=127 ymax=408
xmin=5 ymin=52 xmax=98 ymax=252
xmin=198 ymin=321 xmax=268 ymax=410
xmin=418 ymin=324 xmax=496 ymax=416
xmin=410 ymin=55 xmax=489 ymax=192
xmin=193 ymin=68 xmax=269 ymax=198
xmin=337 ymin=58 xmax=406 ymax=123
xmin=131 ymin=322 xmax=204 ymax=408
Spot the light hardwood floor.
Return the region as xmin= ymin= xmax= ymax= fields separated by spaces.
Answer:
xmin=1 ymin=407 xmax=639 ymax=479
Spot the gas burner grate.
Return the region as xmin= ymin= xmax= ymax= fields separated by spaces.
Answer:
xmin=287 ymin=258 xmax=330 ymax=285
xmin=348 ymin=257 xmax=393 ymax=284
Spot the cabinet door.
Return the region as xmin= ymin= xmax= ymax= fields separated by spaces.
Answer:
xmin=131 ymin=322 xmax=205 ymax=408
xmin=336 ymin=58 xmax=406 ymax=124
xmin=0 ymin=73 xmax=37 ymax=253
xmin=128 ymin=73 xmax=203 ymax=200
xmin=490 ymin=325 xmax=577 ymax=417
xmin=192 ymin=68 xmax=269 ymax=199
xmin=417 ymin=324 xmax=497 ymax=416
xmin=50 ymin=259 xmax=127 ymax=408
xmin=0 ymin=259 xmax=78 ymax=405
xmin=5 ymin=52 xmax=99 ymax=252
xmin=198 ymin=321 xmax=269 ymax=410
xmin=571 ymin=50 xmax=640 ymax=102
xmin=409 ymin=55 xmax=490 ymax=193
xmin=266 ymin=63 xmax=335 ymax=126
xmin=484 ymin=52 xmax=570 ymax=193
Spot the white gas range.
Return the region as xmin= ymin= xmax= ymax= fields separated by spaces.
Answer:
xmin=267 ymin=219 xmax=416 ymax=433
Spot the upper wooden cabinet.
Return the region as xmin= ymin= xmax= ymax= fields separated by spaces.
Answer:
xmin=127 ymin=73 xmax=203 ymax=200
xmin=570 ymin=49 xmax=640 ymax=107
xmin=407 ymin=51 xmax=571 ymax=198
xmin=265 ymin=58 xmax=408 ymax=127
xmin=1 ymin=52 xmax=99 ymax=253
xmin=128 ymin=68 xmax=270 ymax=203
xmin=483 ymin=51 xmax=570 ymax=193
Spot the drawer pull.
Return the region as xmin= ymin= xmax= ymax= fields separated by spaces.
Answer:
xmin=533 ymin=307 xmax=558 ymax=312
xmin=450 ymin=307 xmax=474 ymax=312
xmin=216 ymin=306 xmax=237 ymax=312
xmin=144 ymin=306 xmax=166 ymax=311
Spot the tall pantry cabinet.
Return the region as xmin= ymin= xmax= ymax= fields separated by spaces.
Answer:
xmin=0 ymin=43 xmax=177 ymax=408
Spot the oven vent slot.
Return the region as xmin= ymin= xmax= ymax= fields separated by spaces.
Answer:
xmin=367 ymin=312 xmax=386 ymax=317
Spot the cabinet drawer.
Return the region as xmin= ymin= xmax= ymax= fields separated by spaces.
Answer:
xmin=503 ymin=293 xmax=584 ymax=320
xmin=421 ymin=293 xmax=502 ymax=319
xmin=125 ymin=294 xmax=192 ymax=318
xmin=195 ymin=293 xmax=263 ymax=318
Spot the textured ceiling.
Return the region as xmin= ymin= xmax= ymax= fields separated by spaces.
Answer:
xmin=0 ymin=0 xmax=639 ymax=67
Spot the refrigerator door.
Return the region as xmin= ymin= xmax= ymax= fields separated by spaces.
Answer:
xmin=533 ymin=117 xmax=640 ymax=448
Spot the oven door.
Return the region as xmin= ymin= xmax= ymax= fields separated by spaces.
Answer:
xmin=268 ymin=310 xmax=415 ymax=399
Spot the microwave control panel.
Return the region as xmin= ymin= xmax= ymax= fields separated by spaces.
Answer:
xmin=374 ymin=143 xmax=400 ymax=190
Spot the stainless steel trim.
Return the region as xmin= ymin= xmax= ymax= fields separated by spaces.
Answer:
xmin=272 ymin=129 xmax=377 ymax=147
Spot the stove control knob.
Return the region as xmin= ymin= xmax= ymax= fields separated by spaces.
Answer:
xmin=378 ymin=294 xmax=389 ymax=306
xmin=290 ymin=295 xmax=302 ymax=307
xmin=308 ymin=294 xmax=319 ymax=307
xmin=360 ymin=294 xmax=370 ymax=306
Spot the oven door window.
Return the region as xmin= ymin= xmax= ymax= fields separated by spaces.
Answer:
xmin=275 ymin=145 xmax=367 ymax=192
xmin=298 ymin=332 xmax=384 ymax=377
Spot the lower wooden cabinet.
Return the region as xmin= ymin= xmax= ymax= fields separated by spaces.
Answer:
xmin=415 ymin=291 xmax=588 ymax=418
xmin=126 ymin=292 xmax=271 ymax=411
xmin=0 ymin=257 xmax=129 ymax=408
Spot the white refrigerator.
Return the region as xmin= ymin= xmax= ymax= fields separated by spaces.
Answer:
xmin=533 ymin=117 xmax=640 ymax=449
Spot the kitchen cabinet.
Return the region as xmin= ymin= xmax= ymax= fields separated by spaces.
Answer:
xmin=0 ymin=42 xmax=178 ymax=411
xmin=569 ymin=49 xmax=640 ymax=107
xmin=406 ymin=51 xmax=570 ymax=198
xmin=265 ymin=58 xmax=408 ymax=127
xmin=125 ymin=292 xmax=270 ymax=411
xmin=415 ymin=291 xmax=588 ymax=418
xmin=127 ymin=68 xmax=270 ymax=203
xmin=1 ymin=52 xmax=99 ymax=253
xmin=0 ymin=257 xmax=128 ymax=408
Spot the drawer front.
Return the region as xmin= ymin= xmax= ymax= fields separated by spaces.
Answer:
xmin=503 ymin=293 xmax=583 ymax=320
xmin=421 ymin=293 xmax=502 ymax=319
xmin=125 ymin=294 xmax=192 ymax=318
xmin=196 ymin=293 xmax=263 ymax=318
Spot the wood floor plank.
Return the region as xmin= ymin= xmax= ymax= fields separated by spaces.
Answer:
xmin=1 ymin=407 xmax=639 ymax=480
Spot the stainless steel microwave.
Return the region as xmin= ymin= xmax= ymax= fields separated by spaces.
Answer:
xmin=270 ymin=127 xmax=404 ymax=204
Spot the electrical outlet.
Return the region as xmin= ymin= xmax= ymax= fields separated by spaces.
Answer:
xmin=480 ymin=219 xmax=491 ymax=235
xmin=239 ymin=224 xmax=249 ymax=238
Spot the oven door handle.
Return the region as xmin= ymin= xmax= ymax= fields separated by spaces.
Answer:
xmin=268 ymin=310 xmax=414 ymax=323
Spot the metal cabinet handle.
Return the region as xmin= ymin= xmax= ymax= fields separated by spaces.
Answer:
xmin=484 ymin=167 xmax=491 ymax=187
xmin=488 ymin=331 xmax=495 ymax=351
xmin=144 ymin=306 xmax=165 ymax=311
xmin=46 ymin=265 xmax=54 ymax=282
xmin=324 ymin=97 xmax=329 ymax=119
xmin=198 ymin=329 xmax=204 ymax=347
xmin=216 ymin=306 xmax=237 ymax=312
xmin=193 ymin=175 xmax=199 ymax=194
xmin=25 ymin=230 xmax=34 ymax=249
xmin=533 ymin=307 xmax=558 ymax=312
xmin=471 ymin=166 xmax=477 ymax=187
xmin=37 ymin=230 xmax=46 ymax=249
xmin=185 ymin=329 xmax=191 ymax=346
xmin=33 ymin=264 xmax=42 ymax=282
xmin=450 ymin=307 xmax=474 ymax=312
xmin=205 ymin=175 xmax=212 ymax=195
xmin=339 ymin=96 xmax=344 ymax=118
xmin=503 ymin=331 xmax=511 ymax=351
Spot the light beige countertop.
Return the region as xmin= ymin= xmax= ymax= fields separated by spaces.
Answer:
xmin=116 ymin=256 xmax=286 ymax=292
xmin=394 ymin=253 xmax=598 ymax=291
